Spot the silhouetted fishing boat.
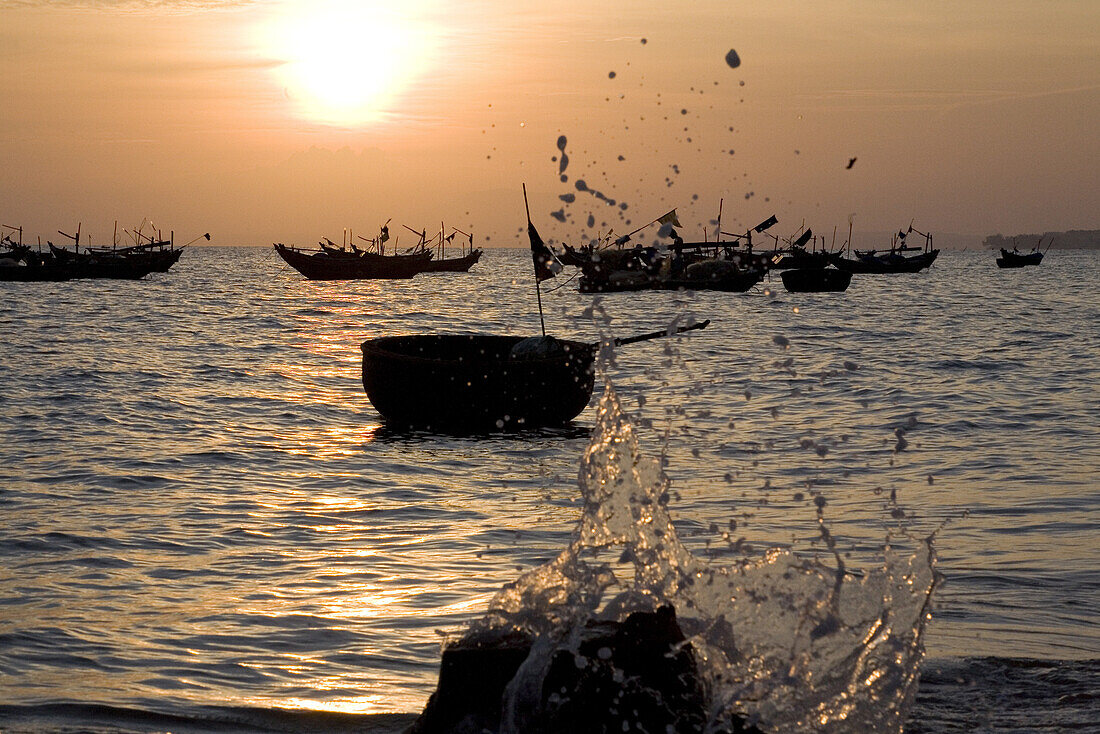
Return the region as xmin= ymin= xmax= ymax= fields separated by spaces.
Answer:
xmin=660 ymin=255 xmax=765 ymax=292
xmin=273 ymin=242 xmax=431 ymax=280
xmin=657 ymin=212 xmax=776 ymax=293
xmin=770 ymin=247 xmax=834 ymax=270
xmin=2 ymin=222 xmax=199 ymax=281
xmin=360 ymin=322 xmax=709 ymax=431
xmin=2 ymin=244 xmax=163 ymax=281
xmin=571 ymin=207 xmax=773 ymax=293
xmin=833 ymin=223 xmax=938 ymax=274
xmin=767 ymin=227 xmax=837 ymax=270
xmin=85 ymin=224 xmax=203 ymax=273
xmin=996 ymin=239 xmax=1048 ymax=268
xmin=415 ymin=224 xmax=484 ymax=273
xmin=576 ymin=246 xmax=665 ymax=293
xmin=780 ymin=267 xmax=852 ymax=292
xmin=418 ymin=248 xmax=483 ymax=273
xmin=658 ymin=210 xmax=775 ymax=291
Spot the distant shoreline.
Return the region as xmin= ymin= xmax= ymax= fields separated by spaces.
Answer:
xmin=982 ymin=229 xmax=1100 ymax=250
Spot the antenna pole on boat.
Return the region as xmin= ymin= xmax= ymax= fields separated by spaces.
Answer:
xmin=522 ymin=183 xmax=547 ymax=337
xmin=717 ymin=198 xmax=723 ymax=242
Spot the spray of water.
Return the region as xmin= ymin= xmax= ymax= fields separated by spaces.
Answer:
xmin=469 ymin=381 xmax=937 ymax=733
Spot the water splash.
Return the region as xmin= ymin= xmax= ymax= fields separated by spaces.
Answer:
xmin=469 ymin=384 xmax=938 ymax=733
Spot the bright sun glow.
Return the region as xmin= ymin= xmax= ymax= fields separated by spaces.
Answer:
xmin=267 ymin=0 xmax=439 ymax=126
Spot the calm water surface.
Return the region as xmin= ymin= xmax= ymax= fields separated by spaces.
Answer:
xmin=1 ymin=247 xmax=1097 ymax=732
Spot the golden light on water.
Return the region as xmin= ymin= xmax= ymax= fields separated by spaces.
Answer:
xmin=265 ymin=0 xmax=442 ymax=126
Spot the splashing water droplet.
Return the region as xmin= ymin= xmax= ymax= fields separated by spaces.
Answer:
xmin=456 ymin=386 xmax=939 ymax=733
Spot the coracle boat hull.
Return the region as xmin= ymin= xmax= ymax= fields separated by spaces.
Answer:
xmin=361 ymin=334 xmax=596 ymax=431
xmin=780 ymin=267 xmax=852 ymax=292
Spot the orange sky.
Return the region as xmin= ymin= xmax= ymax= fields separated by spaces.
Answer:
xmin=2 ymin=0 xmax=1098 ymax=248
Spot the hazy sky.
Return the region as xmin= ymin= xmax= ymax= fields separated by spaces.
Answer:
xmin=2 ymin=0 xmax=1098 ymax=248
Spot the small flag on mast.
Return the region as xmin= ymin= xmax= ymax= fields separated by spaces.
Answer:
xmin=754 ymin=214 xmax=779 ymax=233
xmin=793 ymin=228 xmax=813 ymax=248
xmin=657 ymin=209 xmax=682 ymax=227
xmin=528 ymin=219 xmax=562 ymax=282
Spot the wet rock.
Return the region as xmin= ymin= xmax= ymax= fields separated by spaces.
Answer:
xmin=410 ymin=606 xmax=761 ymax=734
xmin=409 ymin=629 xmax=532 ymax=734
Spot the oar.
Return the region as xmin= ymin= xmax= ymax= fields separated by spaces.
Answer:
xmin=609 ymin=319 xmax=710 ymax=347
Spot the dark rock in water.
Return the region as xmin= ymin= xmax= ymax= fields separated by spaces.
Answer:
xmin=408 ymin=629 xmax=532 ymax=734
xmin=410 ymin=606 xmax=761 ymax=734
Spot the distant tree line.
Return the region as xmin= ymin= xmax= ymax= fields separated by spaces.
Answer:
xmin=983 ymin=230 xmax=1100 ymax=250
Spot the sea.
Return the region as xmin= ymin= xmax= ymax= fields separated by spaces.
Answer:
xmin=1 ymin=246 xmax=1097 ymax=733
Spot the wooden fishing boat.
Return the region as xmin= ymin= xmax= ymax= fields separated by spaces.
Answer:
xmin=767 ymin=227 xmax=836 ymax=270
xmin=0 ymin=260 xmax=72 ymax=282
xmin=418 ymin=248 xmax=483 ymax=273
xmin=769 ymin=247 xmax=835 ymax=270
xmin=576 ymin=246 xmax=665 ymax=293
xmin=2 ymin=223 xmax=196 ymax=281
xmin=833 ymin=224 xmax=938 ymax=274
xmin=273 ymin=242 xmax=431 ymax=280
xmin=44 ymin=244 xmax=163 ymax=279
xmin=85 ymin=243 xmax=184 ymax=273
xmin=661 ymin=239 xmax=768 ymax=292
xmin=996 ymin=248 xmax=1043 ymax=268
xmin=361 ymin=322 xmax=710 ymax=431
xmin=660 ymin=259 xmax=765 ymax=292
xmin=780 ymin=267 xmax=852 ymax=292
xmin=833 ymin=248 xmax=938 ymax=273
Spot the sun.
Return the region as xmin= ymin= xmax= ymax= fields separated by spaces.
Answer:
xmin=267 ymin=1 xmax=438 ymax=126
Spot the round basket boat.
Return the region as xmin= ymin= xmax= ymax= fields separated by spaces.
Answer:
xmin=780 ymin=267 xmax=853 ymax=293
xmin=361 ymin=334 xmax=597 ymax=431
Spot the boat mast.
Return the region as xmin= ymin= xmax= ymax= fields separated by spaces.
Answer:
xmin=716 ymin=198 xmax=723 ymax=243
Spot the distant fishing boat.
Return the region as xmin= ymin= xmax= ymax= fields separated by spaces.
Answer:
xmin=84 ymin=228 xmax=202 ymax=273
xmin=767 ymin=227 xmax=837 ymax=270
xmin=660 ymin=253 xmax=765 ymax=292
xmin=409 ymin=224 xmax=483 ymax=273
xmin=570 ymin=204 xmax=772 ymax=293
xmin=576 ymin=245 xmax=665 ymax=293
xmin=659 ymin=210 xmax=775 ymax=291
xmin=1 ymin=222 xmax=200 ymax=281
xmin=273 ymin=242 xmax=431 ymax=280
xmin=996 ymin=237 xmax=1048 ymax=268
xmin=996 ymin=249 xmax=1043 ymax=268
xmin=833 ymin=223 xmax=939 ymax=274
